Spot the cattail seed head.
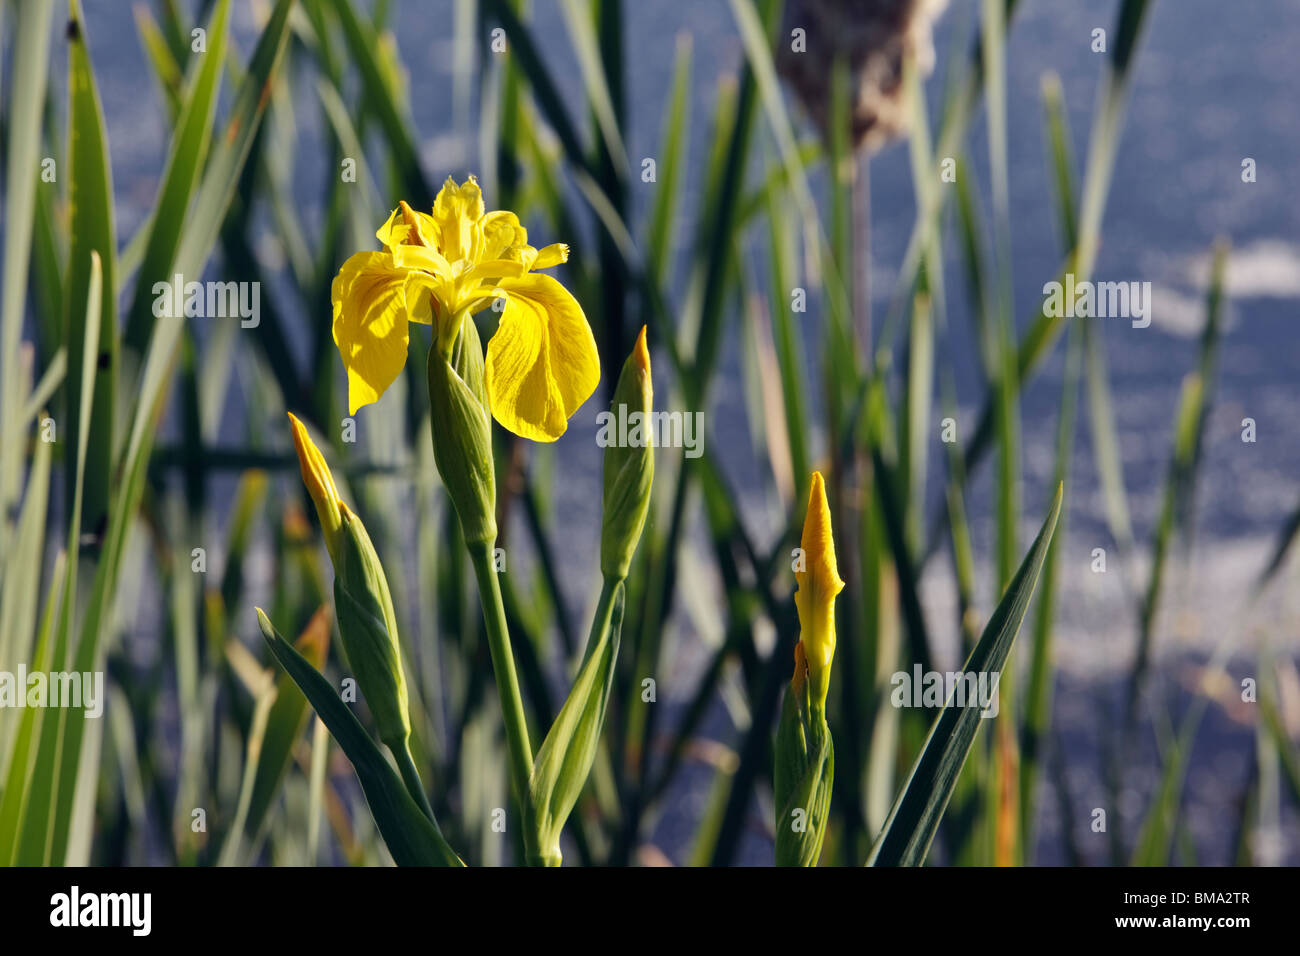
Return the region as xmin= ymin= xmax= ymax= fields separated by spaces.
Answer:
xmin=777 ymin=0 xmax=948 ymax=154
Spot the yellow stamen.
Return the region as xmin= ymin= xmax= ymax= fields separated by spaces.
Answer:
xmin=398 ymin=200 xmax=429 ymax=247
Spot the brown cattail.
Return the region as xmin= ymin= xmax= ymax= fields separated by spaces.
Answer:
xmin=776 ymin=0 xmax=948 ymax=154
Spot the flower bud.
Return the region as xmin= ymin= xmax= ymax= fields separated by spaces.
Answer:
xmin=600 ymin=326 xmax=654 ymax=580
xmin=794 ymin=471 xmax=844 ymax=708
xmin=287 ymin=412 xmax=344 ymax=564
xmin=775 ymin=471 xmax=843 ymax=866
xmin=333 ymin=502 xmax=411 ymax=750
xmin=427 ymin=312 xmax=498 ymax=546
xmin=285 ymin=413 xmax=413 ymax=750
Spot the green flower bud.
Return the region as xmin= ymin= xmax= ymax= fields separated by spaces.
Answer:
xmin=427 ymin=312 xmax=497 ymax=546
xmin=774 ymin=642 xmax=835 ymax=866
xmin=334 ymin=502 xmax=411 ymax=750
xmin=600 ymin=326 xmax=654 ymax=580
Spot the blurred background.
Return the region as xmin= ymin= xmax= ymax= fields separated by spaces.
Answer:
xmin=3 ymin=0 xmax=1298 ymax=866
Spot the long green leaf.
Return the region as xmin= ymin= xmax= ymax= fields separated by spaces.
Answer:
xmin=0 ymin=0 xmax=54 ymax=555
xmin=0 ymin=429 xmax=53 ymax=764
xmin=329 ymin=0 xmax=431 ymax=205
xmin=257 ymin=610 xmax=463 ymax=867
xmin=0 ymin=551 xmax=65 ymax=864
xmin=122 ymin=0 xmax=231 ymax=363
xmin=133 ymin=3 xmax=184 ymax=118
xmin=14 ymin=250 xmax=101 ymax=865
xmin=919 ymin=0 xmax=1155 ymax=567
xmin=35 ymin=0 xmax=295 ymax=866
xmin=868 ymin=483 xmax=1063 ymax=866
xmin=63 ymin=0 xmax=119 ymax=542
xmin=558 ymin=0 xmax=628 ymax=176
xmin=243 ymin=607 xmax=331 ymax=850
xmin=646 ymin=34 xmax=691 ymax=282
xmin=482 ymin=0 xmax=592 ymax=181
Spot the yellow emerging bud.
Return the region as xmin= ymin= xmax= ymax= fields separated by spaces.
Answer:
xmin=632 ymin=323 xmax=651 ymax=377
xmin=287 ymin=412 xmax=344 ymax=563
xmin=794 ymin=471 xmax=844 ymax=707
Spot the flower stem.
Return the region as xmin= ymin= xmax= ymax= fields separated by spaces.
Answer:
xmin=467 ymin=539 xmax=539 ymax=862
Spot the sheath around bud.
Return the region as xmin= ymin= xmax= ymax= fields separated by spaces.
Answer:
xmin=600 ymin=326 xmax=654 ymax=581
xmin=286 ymin=411 xmax=411 ymax=748
xmin=774 ymin=651 xmax=835 ymax=867
xmin=333 ymin=502 xmax=412 ymax=750
xmin=427 ymin=312 xmax=498 ymax=546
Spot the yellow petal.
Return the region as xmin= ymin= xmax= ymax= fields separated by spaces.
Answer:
xmin=331 ymin=251 xmax=412 ymax=415
xmin=485 ymin=273 xmax=600 ymax=441
xmin=533 ymin=243 xmax=569 ymax=269
xmin=796 ymin=472 xmax=843 ymax=601
xmin=481 ymin=210 xmax=529 ymax=261
xmin=431 ymin=176 xmax=485 ymax=262
xmin=463 ymin=258 xmax=529 ymax=285
xmin=391 ymin=243 xmax=453 ymax=280
xmin=375 ymin=206 xmax=406 ymax=248
xmin=403 ymin=271 xmax=442 ymax=325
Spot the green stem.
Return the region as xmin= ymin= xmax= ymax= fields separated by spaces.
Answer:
xmin=467 ymin=539 xmax=539 ymax=863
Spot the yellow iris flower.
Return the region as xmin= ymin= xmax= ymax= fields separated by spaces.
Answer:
xmin=331 ymin=175 xmax=601 ymax=441
xmin=794 ymin=471 xmax=845 ymax=707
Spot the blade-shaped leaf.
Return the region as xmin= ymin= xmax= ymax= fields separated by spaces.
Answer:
xmin=0 ymin=0 xmax=54 ymax=554
xmin=243 ymin=607 xmax=331 ymax=847
xmin=257 ymin=610 xmax=463 ymax=867
xmin=328 ymin=0 xmax=431 ymax=205
xmin=37 ymin=1 xmax=295 ymax=866
xmin=867 ymin=482 xmax=1063 ymax=866
xmin=14 ymin=250 xmax=102 ymax=865
xmin=63 ymin=0 xmax=119 ymax=541
xmin=122 ymin=0 xmax=231 ymax=362
xmin=0 ymin=433 xmax=53 ymax=773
